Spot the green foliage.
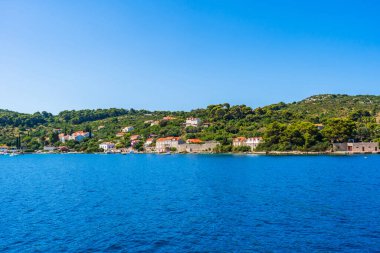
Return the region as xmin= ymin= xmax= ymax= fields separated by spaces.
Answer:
xmin=1 ymin=94 xmax=380 ymax=152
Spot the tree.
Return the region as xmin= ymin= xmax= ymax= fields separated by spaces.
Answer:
xmin=321 ymin=118 xmax=355 ymax=143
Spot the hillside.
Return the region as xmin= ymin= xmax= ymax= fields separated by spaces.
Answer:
xmin=287 ymin=94 xmax=380 ymax=119
xmin=1 ymin=94 xmax=380 ymax=152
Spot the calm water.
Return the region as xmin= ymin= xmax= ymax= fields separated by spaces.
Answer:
xmin=1 ymin=154 xmax=380 ymax=252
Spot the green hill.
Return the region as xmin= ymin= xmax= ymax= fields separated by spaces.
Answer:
xmin=1 ymin=94 xmax=379 ymax=152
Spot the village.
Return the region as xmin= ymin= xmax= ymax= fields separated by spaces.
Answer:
xmin=1 ymin=116 xmax=379 ymax=155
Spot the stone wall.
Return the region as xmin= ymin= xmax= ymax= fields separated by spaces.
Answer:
xmin=177 ymin=141 xmax=219 ymax=153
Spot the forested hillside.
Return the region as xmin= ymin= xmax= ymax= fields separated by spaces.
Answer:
xmin=1 ymin=94 xmax=379 ymax=152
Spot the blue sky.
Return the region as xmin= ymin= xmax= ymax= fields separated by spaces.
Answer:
xmin=0 ymin=0 xmax=379 ymax=113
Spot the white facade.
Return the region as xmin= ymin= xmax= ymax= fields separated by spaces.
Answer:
xmin=246 ymin=137 xmax=263 ymax=150
xmin=122 ymin=126 xmax=134 ymax=133
xmin=233 ymin=137 xmax=263 ymax=151
xmin=144 ymin=138 xmax=153 ymax=147
xmin=186 ymin=117 xmax=201 ymax=127
xmin=99 ymin=142 xmax=115 ymax=151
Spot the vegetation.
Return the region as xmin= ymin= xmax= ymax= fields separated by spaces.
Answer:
xmin=1 ymin=94 xmax=380 ymax=153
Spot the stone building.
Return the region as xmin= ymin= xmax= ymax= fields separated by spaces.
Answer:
xmin=333 ymin=142 xmax=379 ymax=153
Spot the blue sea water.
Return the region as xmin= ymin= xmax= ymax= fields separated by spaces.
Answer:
xmin=0 ymin=154 xmax=380 ymax=252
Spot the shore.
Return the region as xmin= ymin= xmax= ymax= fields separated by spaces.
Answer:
xmin=4 ymin=151 xmax=380 ymax=156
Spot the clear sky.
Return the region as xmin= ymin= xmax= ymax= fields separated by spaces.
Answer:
xmin=0 ymin=0 xmax=379 ymax=114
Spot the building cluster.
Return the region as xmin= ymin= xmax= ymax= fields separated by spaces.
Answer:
xmin=154 ymin=137 xmax=219 ymax=153
xmin=232 ymin=137 xmax=263 ymax=151
xmin=98 ymin=135 xmax=219 ymax=154
xmin=58 ymin=131 xmax=90 ymax=143
xmin=333 ymin=142 xmax=379 ymax=153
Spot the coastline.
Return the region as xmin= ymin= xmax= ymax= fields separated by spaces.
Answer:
xmin=6 ymin=151 xmax=379 ymax=156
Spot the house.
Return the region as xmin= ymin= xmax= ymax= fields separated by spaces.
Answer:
xmin=233 ymin=136 xmax=263 ymax=151
xmin=144 ymin=138 xmax=154 ymax=147
xmin=333 ymin=142 xmax=379 ymax=153
xmin=150 ymin=121 xmax=160 ymax=126
xmin=130 ymin=135 xmax=140 ymax=141
xmin=144 ymin=120 xmax=154 ymax=124
xmin=99 ymin=142 xmax=115 ymax=151
xmin=155 ymin=137 xmax=184 ymax=153
xmin=122 ymin=126 xmax=134 ymax=133
xmin=0 ymin=145 xmax=9 ymax=153
xmin=58 ymin=133 xmax=70 ymax=143
xmin=53 ymin=128 xmax=62 ymax=133
xmin=232 ymin=137 xmax=247 ymax=147
xmin=70 ymin=131 xmax=90 ymax=141
xmin=246 ymin=137 xmax=263 ymax=150
xmin=131 ymin=140 xmax=141 ymax=147
xmin=43 ymin=146 xmax=57 ymax=152
xmin=186 ymin=138 xmax=204 ymax=144
xmin=98 ymin=125 xmax=105 ymax=130
xmin=163 ymin=116 xmax=176 ymax=121
xmin=186 ymin=117 xmax=202 ymax=127
xmin=58 ymin=131 xmax=90 ymax=143
xmin=314 ymin=124 xmax=324 ymax=130
xmin=177 ymin=141 xmax=219 ymax=153
xmin=116 ymin=132 xmax=125 ymax=137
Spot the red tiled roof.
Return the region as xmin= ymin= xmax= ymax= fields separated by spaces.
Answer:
xmin=234 ymin=137 xmax=247 ymax=142
xmin=156 ymin=136 xmax=181 ymax=142
xmin=186 ymin=138 xmax=203 ymax=144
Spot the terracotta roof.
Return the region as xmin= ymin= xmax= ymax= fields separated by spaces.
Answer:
xmin=234 ymin=137 xmax=247 ymax=142
xmin=186 ymin=138 xmax=203 ymax=144
xmin=72 ymin=131 xmax=87 ymax=136
xmin=156 ymin=136 xmax=181 ymax=142
xmin=130 ymin=135 xmax=140 ymax=140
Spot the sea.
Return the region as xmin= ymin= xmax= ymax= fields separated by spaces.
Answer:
xmin=1 ymin=154 xmax=379 ymax=252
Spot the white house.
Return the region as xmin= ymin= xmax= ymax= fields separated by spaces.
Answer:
xmin=186 ymin=117 xmax=202 ymax=127
xmin=99 ymin=142 xmax=115 ymax=151
xmin=122 ymin=126 xmax=134 ymax=133
xmin=233 ymin=136 xmax=263 ymax=151
xmin=144 ymin=138 xmax=154 ymax=147
xmin=246 ymin=137 xmax=263 ymax=150
xmin=155 ymin=137 xmax=184 ymax=153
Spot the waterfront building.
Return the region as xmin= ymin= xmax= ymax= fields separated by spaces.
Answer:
xmin=144 ymin=138 xmax=154 ymax=147
xmin=333 ymin=142 xmax=379 ymax=153
xmin=99 ymin=142 xmax=115 ymax=151
xmin=177 ymin=141 xmax=219 ymax=153
xmin=233 ymin=136 xmax=263 ymax=151
xmin=155 ymin=137 xmax=184 ymax=153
